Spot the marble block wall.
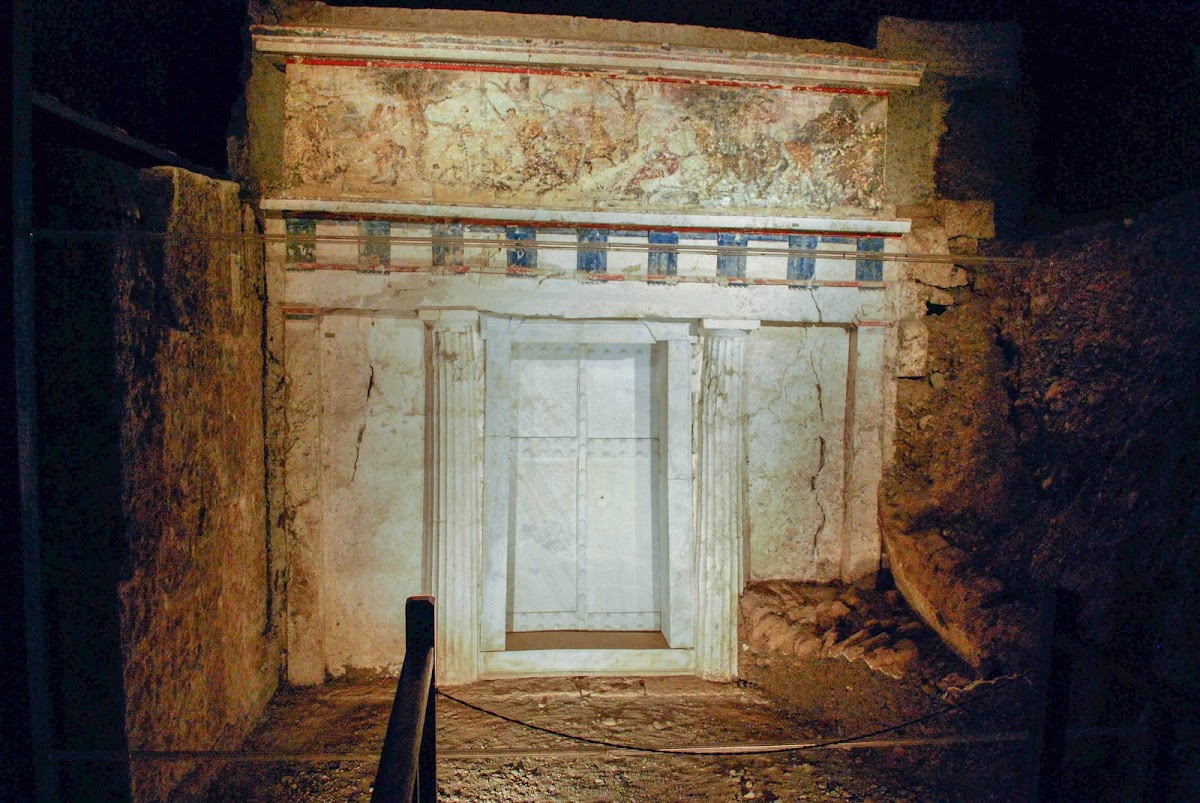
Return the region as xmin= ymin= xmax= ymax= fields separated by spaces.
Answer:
xmin=746 ymin=326 xmax=850 ymax=581
xmin=285 ymin=313 xmax=427 ymax=681
xmin=282 ymin=313 xmax=890 ymax=679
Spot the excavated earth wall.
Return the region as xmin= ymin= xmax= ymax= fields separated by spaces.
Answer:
xmin=883 ymin=190 xmax=1200 ymax=683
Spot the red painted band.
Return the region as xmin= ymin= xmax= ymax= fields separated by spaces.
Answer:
xmin=286 ymin=56 xmax=889 ymax=96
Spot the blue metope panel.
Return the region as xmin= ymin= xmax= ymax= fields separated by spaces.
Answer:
xmin=507 ymin=226 xmax=537 ymax=268
xmin=285 ymin=218 xmax=316 ymax=264
xmin=856 ymin=237 xmax=884 ymax=282
xmin=787 ymin=234 xmax=818 ymax=280
xmin=648 ymin=231 xmax=678 ymax=275
xmin=432 ymin=222 xmax=464 ymax=267
xmin=359 ymin=220 xmax=390 ymax=267
xmin=577 ymin=228 xmax=607 ymax=272
xmin=716 ymin=232 xmax=748 ymax=277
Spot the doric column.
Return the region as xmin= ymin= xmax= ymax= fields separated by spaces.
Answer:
xmin=694 ymin=319 xmax=758 ymax=680
xmin=422 ymin=310 xmax=482 ymax=686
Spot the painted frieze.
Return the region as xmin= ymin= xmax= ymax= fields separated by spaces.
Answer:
xmin=283 ymin=62 xmax=887 ymax=217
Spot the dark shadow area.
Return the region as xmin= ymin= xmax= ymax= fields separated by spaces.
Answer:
xmin=31 ymin=120 xmax=140 ymax=800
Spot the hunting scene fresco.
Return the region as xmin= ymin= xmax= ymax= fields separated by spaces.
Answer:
xmin=284 ymin=62 xmax=887 ymax=216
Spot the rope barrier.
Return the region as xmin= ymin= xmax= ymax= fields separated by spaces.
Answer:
xmin=435 ymin=673 xmax=1030 ymax=757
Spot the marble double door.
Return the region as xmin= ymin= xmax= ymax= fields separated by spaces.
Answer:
xmin=506 ymin=341 xmax=662 ymax=635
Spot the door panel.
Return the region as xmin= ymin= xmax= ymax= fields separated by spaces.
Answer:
xmin=514 ymin=343 xmax=579 ymax=437
xmin=510 ymin=438 xmax=578 ymax=630
xmin=585 ymin=344 xmax=654 ymax=437
xmin=584 ymin=439 xmax=659 ymax=629
xmin=508 ymin=341 xmax=661 ymax=633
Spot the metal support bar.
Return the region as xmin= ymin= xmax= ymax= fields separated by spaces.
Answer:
xmin=372 ymin=596 xmax=437 ymax=802
xmin=1029 ymin=588 xmax=1075 ymax=803
xmin=31 ymin=91 xmax=227 ymax=180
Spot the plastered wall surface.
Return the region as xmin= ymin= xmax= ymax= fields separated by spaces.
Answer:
xmin=317 ymin=315 xmax=426 ymax=675
xmin=746 ymin=326 xmax=850 ymax=581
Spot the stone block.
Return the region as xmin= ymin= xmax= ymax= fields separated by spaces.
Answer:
xmin=909 ymin=262 xmax=969 ymax=289
xmin=119 ymin=167 xmax=277 ymax=801
xmin=746 ymin=327 xmax=849 ymax=582
xmin=794 ymin=636 xmax=824 ymax=658
xmin=875 ymin=18 xmax=1021 ymax=87
xmin=902 ymin=223 xmax=968 ymax=289
xmin=749 ymin=613 xmax=791 ymax=650
xmin=813 ymin=600 xmax=851 ymax=631
xmin=919 ymin=285 xmax=957 ymax=308
xmin=864 ymin=639 xmax=919 ymax=678
xmin=896 ymin=320 xmax=929 ymax=378
xmin=935 ymin=200 xmax=996 ymax=240
xmin=948 ymin=235 xmax=979 ymax=255
xmin=843 ymin=632 xmax=891 ymax=662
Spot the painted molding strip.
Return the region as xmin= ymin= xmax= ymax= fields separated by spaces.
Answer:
xmin=252 ymin=26 xmax=924 ymax=89
xmin=262 ymin=198 xmax=911 ymax=236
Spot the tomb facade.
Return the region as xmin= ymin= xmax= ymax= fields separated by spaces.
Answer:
xmin=250 ymin=13 xmax=926 ymax=684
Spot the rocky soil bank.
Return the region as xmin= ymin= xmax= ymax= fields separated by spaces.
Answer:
xmin=885 ymin=190 xmax=1200 ymax=690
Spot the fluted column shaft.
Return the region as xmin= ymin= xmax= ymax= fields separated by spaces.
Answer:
xmin=695 ymin=321 xmax=756 ymax=680
xmin=425 ymin=312 xmax=482 ymax=685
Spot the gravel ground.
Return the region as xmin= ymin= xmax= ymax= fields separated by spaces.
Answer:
xmin=202 ymin=644 xmax=1034 ymax=802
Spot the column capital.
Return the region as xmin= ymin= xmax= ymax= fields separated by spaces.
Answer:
xmin=700 ymin=318 xmax=760 ymax=336
xmin=418 ymin=308 xmax=479 ymax=329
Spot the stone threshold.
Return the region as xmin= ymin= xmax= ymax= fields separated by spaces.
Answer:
xmin=481 ymin=647 xmax=694 ymax=677
xmin=506 ymin=630 xmax=670 ymax=651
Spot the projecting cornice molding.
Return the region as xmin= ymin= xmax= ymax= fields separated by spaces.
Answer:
xmin=260 ymin=198 xmax=912 ymax=236
xmin=251 ymin=25 xmax=925 ymax=90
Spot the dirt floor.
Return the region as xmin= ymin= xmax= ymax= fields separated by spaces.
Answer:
xmin=201 ymin=636 xmax=1034 ymax=802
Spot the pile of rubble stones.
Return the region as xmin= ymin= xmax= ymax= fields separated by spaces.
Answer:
xmin=740 ymin=578 xmax=933 ymax=679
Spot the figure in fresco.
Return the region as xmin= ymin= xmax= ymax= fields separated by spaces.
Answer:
xmin=369 ymin=67 xmax=458 ymax=186
xmin=285 ymin=90 xmax=353 ymax=189
xmin=783 ymin=140 xmax=815 ymax=174
xmin=364 ymin=101 xmax=410 ymax=186
xmin=581 ymin=105 xmax=617 ymax=173
xmin=737 ymin=96 xmax=789 ymax=196
xmin=741 ymin=130 xmax=788 ymax=196
xmin=801 ymin=95 xmax=860 ymax=142
xmin=624 ymin=146 xmax=682 ymax=198
xmin=428 ymin=105 xmax=477 ymax=185
xmin=476 ymin=104 xmax=525 ymax=192
xmin=514 ymin=113 xmax=578 ymax=193
xmin=608 ymin=83 xmax=642 ymax=165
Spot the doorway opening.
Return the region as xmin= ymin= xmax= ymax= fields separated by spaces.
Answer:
xmin=505 ymin=341 xmax=664 ymax=650
xmin=480 ymin=318 xmax=696 ymax=676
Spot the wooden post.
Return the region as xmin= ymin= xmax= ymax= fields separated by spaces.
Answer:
xmin=372 ymin=595 xmax=436 ymax=802
xmin=416 ymin=598 xmax=437 ymax=803
xmin=1028 ymin=588 xmax=1074 ymax=802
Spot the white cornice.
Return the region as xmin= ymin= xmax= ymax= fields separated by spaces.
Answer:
xmin=251 ymin=25 xmax=924 ymax=90
xmin=260 ymin=198 xmax=911 ymax=235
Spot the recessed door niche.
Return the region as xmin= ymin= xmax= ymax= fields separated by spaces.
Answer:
xmin=481 ymin=318 xmax=696 ymax=674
